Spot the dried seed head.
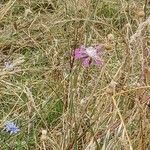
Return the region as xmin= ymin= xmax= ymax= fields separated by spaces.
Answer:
xmin=40 ymin=129 xmax=48 ymax=141
xmin=136 ymin=10 xmax=145 ymax=17
xmin=124 ymin=23 xmax=131 ymax=28
xmin=134 ymin=6 xmax=145 ymax=18
xmin=104 ymin=43 xmax=113 ymax=51
xmin=41 ymin=135 xmax=47 ymax=141
xmin=106 ymin=87 xmax=113 ymax=95
xmin=76 ymin=0 xmax=89 ymax=8
xmin=107 ymin=33 xmax=114 ymax=41
xmin=110 ymin=80 xmax=117 ymax=88
xmin=106 ymin=80 xmax=118 ymax=95
xmin=24 ymin=8 xmax=32 ymax=17
xmin=42 ymin=129 xmax=47 ymax=135
xmin=80 ymin=98 xmax=87 ymax=106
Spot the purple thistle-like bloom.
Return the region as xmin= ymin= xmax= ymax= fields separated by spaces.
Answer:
xmin=74 ymin=44 xmax=104 ymax=67
xmin=4 ymin=121 xmax=20 ymax=134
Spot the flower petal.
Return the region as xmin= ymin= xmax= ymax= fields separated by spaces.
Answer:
xmin=4 ymin=121 xmax=20 ymax=134
xmin=94 ymin=58 xmax=103 ymax=66
xmin=82 ymin=57 xmax=91 ymax=67
xmin=95 ymin=44 xmax=105 ymax=54
xmin=74 ymin=46 xmax=88 ymax=59
xmin=85 ymin=47 xmax=97 ymax=58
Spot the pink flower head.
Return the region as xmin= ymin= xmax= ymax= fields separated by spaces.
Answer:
xmin=74 ymin=44 xmax=104 ymax=68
